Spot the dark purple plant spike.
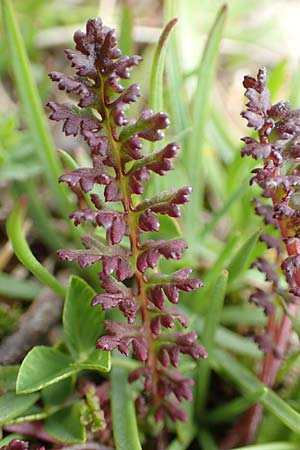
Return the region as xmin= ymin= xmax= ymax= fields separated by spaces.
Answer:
xmin=259 ymin=233 xmax=283 ymax=254
xmin=237 ymin=67 xmax=300 ymax=444
xmin=249 ymin=289 xmax=275 ymax=316
xmin=251 ymin=257 xmax=279 ymax=287
xmin=1 ymin=441 xmax=29 ymax=450
xmin=51 ymin=16 xmax=206 ymax=429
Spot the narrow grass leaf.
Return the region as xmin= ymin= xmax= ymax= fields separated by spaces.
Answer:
xmin=197 ymin=429 xmax=219 ymax=450
xmin=119 ymin=2 xmax=133 ymax=57
xmin=206 ymin=387 xmax=267 ymax=424
xmin=221 ymin=305 xmax=266 ymax=327
xmin=16 ymin=346 xmax=77 ymax=394
xmin=186 ymin=311 xmax=261 ymax=358
xmin=0 ymin=272 xmax=40 ymax=300
xmin=185 ymin=5 xmax=227 ymax=249
xmin=111 ymin=365 xmax=142 ymax=450
xmin=233 ymin=444 xmax=299 ymax=450
xmin=0 ymin=391 xmax=39 ymax=425
xmin=45 ymin=404 xmax=85 ymax=444
xmin=196 ymin=270 xmax=228 ymax=414
xmin=213 ymin=349 xmax=300 ymax=434
xmin=149 ymin=17 xmax=178 ymax=112
xmin=164 ymin=0 xmax=190 ymax=147
xmin=166 ymin=429 xmax=195 ymax=450
xmin=6 ymin=200 xmax=66 ymax=298
xmin=227 ymin=228 xmax=260 ymax=286
xmin=200 ymin=180 xmax=248 ymax=239
xmin=1 ymin=0 xmax=70 ymax=217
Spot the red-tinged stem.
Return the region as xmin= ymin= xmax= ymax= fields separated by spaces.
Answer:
xmin=98 ymin=72 xmax=160 ymax=408
xmin=221 ymin=130 xmax=300 ymax=449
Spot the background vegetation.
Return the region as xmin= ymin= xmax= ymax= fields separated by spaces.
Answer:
xmin=2 ymin=1 xmax=300 ymax=449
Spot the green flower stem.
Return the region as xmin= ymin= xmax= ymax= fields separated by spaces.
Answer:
xmin=6 ymin=200 xmax=67 ymax=298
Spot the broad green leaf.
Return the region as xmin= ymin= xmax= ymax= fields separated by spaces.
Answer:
xmin=71 ymin=349 xmax=111 ymax=372
xmin=227 ymin=228 xmax=260 ymax=287
xmin=213 ymin=349 xmax=300 ymax=434
xmin=184 ymin=5 xmax=227 ymax=249
xmin=17 ymin=346 xmax=77 ymax=394
xmin=42 ymin=376 xmax=75 ymax=406
xmin=63 ymin=276 xmax=103 ymax=359
xmin=0 ymin=391 xmax=39 ymax=424
xmin=1 ymin=0 xmax=70 ymax=217
xmin=0 ymin=272 xmax=40 ymax=300
xmin=45 ymin=404 xmax=85 ymax=444
xmin=196 ymin=271 xmax=228 ymax=414
xmin=149 ymin=17 xmax=178 ymax=112
xmin=0 ymin=365 xmax=19 ymax=391
xmin=6 ymin=201 xmax=67 ymax=298
xmin=111 ymin=366 xmax=142 ymax=450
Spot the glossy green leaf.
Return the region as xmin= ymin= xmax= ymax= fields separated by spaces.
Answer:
xmin=213 ymin=349 xmax=300 ymax=434
xmin=6 ymin=201 xmax=67 ymax=298
xmin=0 ymin=272 xmax=41 ymax=300
xmin=184 ymin=5 xmax=227 ymax=248
xmin=0 ymin=391 xmax=39 ymax=424
xmin=42 ymin=376 xmax=75 ymax=406
xmin=45 ymin=404 xmax=85 ymax=444
xmin=17 ymin=346 xmax=77 ymax=394
xmin=0 ymin=365 xmax=19 ymax=391
xmin=111 ymin=365 xmax=142 ymax=450
xmin=149 ymin=17 xmax=178 ymax=112
xmin=71 ymin=349 xmax=111 ymax=372
xmin=63 ymin=276 xmax=103 ymax=359
xmin=196 ymin=271 xmax=228 ymax=414
xmin=1 ymin=0 xmax=70 ymax=217
xmin=227 ymin=228 xmax=260 ymax=286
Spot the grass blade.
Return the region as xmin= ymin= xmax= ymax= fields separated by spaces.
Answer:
xmin=227 ymin=228 xmax=260 ymax=287
xmin=149 ymin=17 xmax=178 ymax=112
xmin=197 ymin=429 xmax=219 ymax=450
xmin=6 ymin=200 xmax=66 ymax=298
xmin=196 ymin=270 xmax=228 ymax=415
xmin=184 ymin=5 xmax=227 ymax=250
xmin=206 ymin=387 xmax=267 ymax=424
xmin=213 ymin=349 xmax=300 ymax=434
xmin=111 ymin=365 xmax=142 ymax=450
xmin=0 ymin=272 xmax=40 ymax=300
xmin=233 ymin=444 xmax=299 ymax=450
xmin=1 ymin=0 xmax=70 ymax=217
